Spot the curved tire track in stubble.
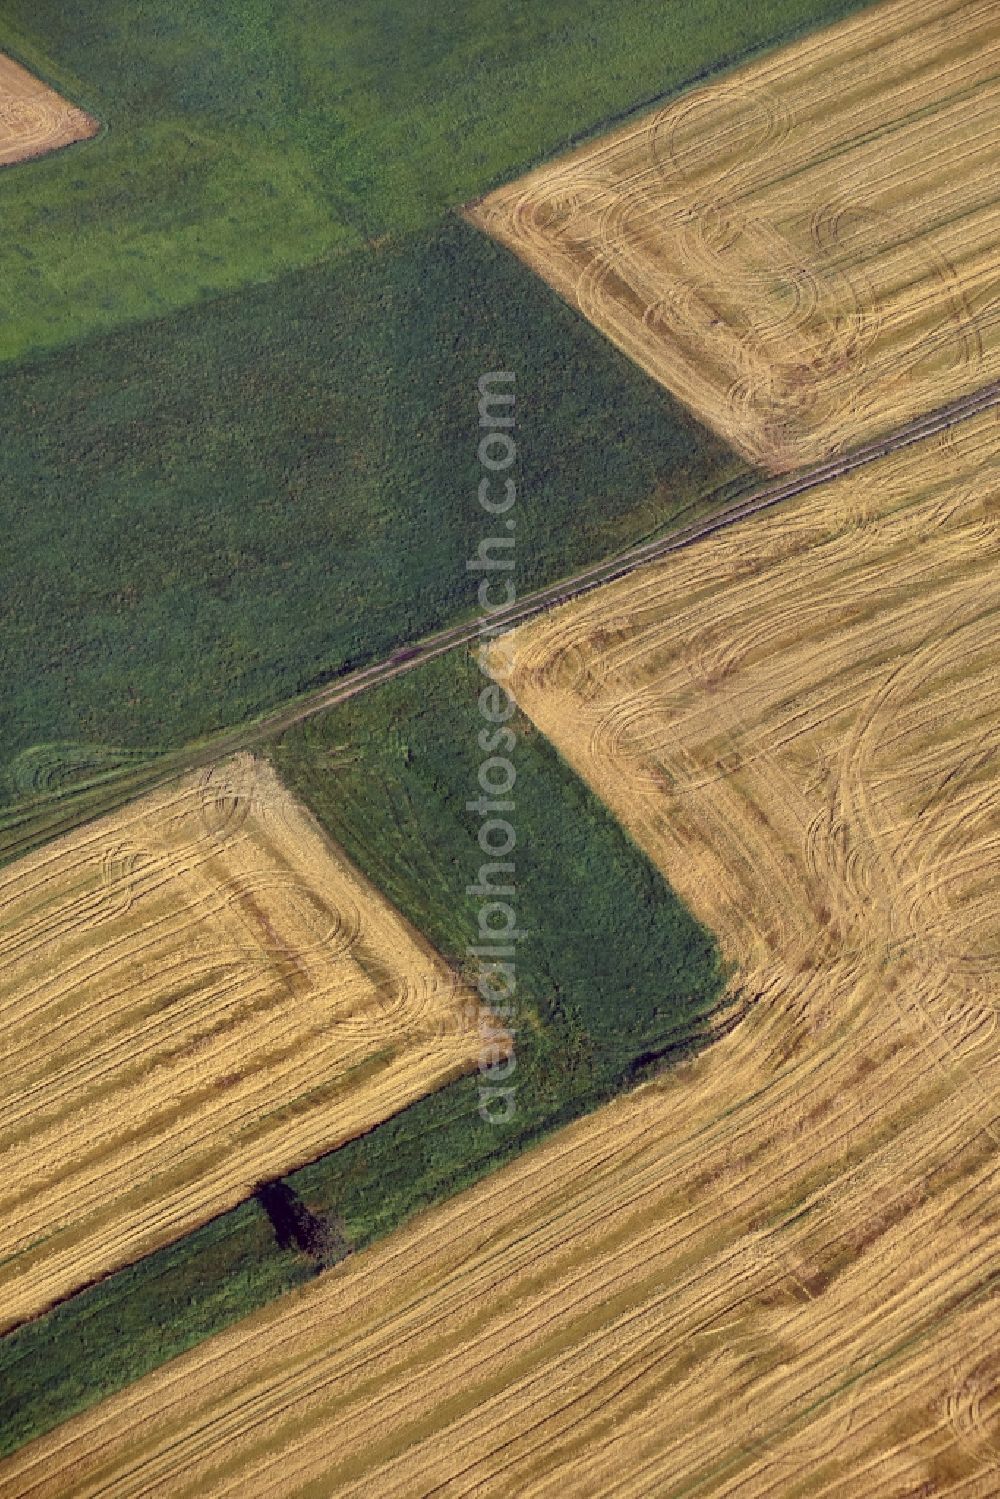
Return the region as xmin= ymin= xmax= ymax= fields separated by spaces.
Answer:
xmin=647 ymin=83 xmax=863 ymax=470
xmin=0 ymin=756 xmax=481 ymax=1334
xmin=0 ymin=54 xmax=97 ymax=167
xmin=948 ymin=1353 xmax=1000 ymax=1475
xmin=469 ymin=0 xmax=1000 ymax=475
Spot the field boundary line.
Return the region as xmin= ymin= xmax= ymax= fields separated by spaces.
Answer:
xmin=232 ymin=376 xmax=1000 ymax=728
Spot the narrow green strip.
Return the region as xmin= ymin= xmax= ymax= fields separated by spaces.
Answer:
xmin=0 ymin=653 xmax=725 ymax=1456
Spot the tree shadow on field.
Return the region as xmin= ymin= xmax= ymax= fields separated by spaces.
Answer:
xmin=254 ymin=1179 xmax=352 ymax=1270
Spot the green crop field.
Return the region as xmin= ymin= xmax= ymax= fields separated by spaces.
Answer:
xmin=0 ymin=650 xmax=725 ymax=1456
xmin=0 ymin=219 xmax=746 ymax=809
xmin=0 ymin=0 xmax=873 ymax=820
xmin=2 ymin=0 xmax=870 ymax=361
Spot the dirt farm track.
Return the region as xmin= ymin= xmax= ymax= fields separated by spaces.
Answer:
xmin=2 ymin=415 xmax=998 ymax=1494
xmin=0 ymin=53 xmax=96 ymax=167
xmin=1 ymin=0 xmax=999 ymax=1482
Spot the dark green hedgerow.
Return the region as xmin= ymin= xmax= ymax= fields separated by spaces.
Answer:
xmin=276 ymin=653 xmax=725 ymax=1242
xmin=0 ymin=653 xmax=725 ymax=1455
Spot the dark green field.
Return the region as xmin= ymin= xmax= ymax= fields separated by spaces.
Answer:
xmin=0 ymin=218 xmax=746 ymax=807
xmin=0 ymin=651 xmax=726 ymax=1456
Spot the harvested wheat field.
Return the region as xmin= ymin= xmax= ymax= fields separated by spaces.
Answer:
xmin=0 ymin=754 xmax=490 ymax=1333
xmin=0 ymin=54 xmax=96 ymax=167
xmin=7 ymin=407 xmax=1000 ymax=1499
xmin=3 ymin=419 xmax=998 ymax=1496
xmin=469 ymin=0 xmax=1000 ymax=471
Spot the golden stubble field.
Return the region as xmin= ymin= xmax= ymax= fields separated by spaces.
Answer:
xmin=0 ymin=755 xmax=490 ymax=1333
xmin=3 ymin=416 xmax=998 ymax=1496
xmin=469 ymin=0 xmax=1000 ymax=471
xmin=0 ymin=54 xmax=96 ymax=167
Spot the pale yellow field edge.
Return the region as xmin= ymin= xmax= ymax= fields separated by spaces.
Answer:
xmin=0 ymin=53 xmax=97 ymax=167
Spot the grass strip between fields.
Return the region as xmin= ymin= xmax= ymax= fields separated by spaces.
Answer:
xmin=0 ymin=652 xmax=725 ymax=1457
